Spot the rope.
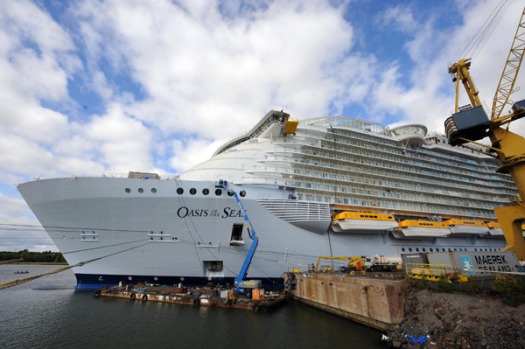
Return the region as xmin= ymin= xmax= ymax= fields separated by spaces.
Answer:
xmin=458 ymin=0 xmax=511 ymax=61
xmin=0 ymin=264 xmax=82 ymax=290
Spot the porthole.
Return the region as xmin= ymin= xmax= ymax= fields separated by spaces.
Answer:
xmin=138 ymin=188 xmax=144 ymax=193
xmin=202 ymin=188 xmax=209 ymax=195
xmin=422 ymin=248 xmax=426 ymax=252
xmin=416 ymin=248 xmax=419 ymax=252
xmin=190 ymin=188 xmax=197 ymax=195
xmin=430 ymin=248 xmax=433 ymax=252
xmin=227 ymin=190 xmax=234 ymax=197
xmin=151 ymin=188 xmax=157 ymax=193
xmin=240 ymin=190 xmax=246 ymax=197
xmin=177 ymin=188 xmax=184 ymax=195
xmin=401 ymin=247 xmax=405 ymax=252
xmin=215 ymin=189 xmax=222 ymax=196
xmin=125 ymin=188 xmax=131 ymax=193
xmin=408 ymin=248 xmax=413 ymax=252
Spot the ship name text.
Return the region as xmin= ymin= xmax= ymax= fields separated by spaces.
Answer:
xmin=177 ymin=206 xmax=243 ymax=219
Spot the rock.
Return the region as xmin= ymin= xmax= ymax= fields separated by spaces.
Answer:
xmin=392 ymin=339 xmax=403 ymax=348
xmin=396 ymin=285 xmax=525 ymax=349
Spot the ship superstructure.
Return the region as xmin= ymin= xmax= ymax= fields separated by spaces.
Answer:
xmin=181 ymin=110 xmax=514 ymax=220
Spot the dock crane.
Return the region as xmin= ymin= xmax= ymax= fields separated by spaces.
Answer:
xmin=215 ymin=180 xmax=262 ymax=293
xmin=444 ymin=6 xmax=525 ymax=259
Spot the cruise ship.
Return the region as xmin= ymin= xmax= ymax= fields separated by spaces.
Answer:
xmin=18 ymin=110 xmax=515 ymax=288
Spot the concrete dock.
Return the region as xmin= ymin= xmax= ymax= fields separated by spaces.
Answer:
xmin=288 ymin=272 xmax=405 ymax=331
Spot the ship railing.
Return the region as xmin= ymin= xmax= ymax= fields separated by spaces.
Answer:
xmin=98 ymin=173 xmax=180 ymax=180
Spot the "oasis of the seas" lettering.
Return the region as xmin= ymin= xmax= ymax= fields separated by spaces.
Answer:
xmin=176 ymin=206 xmax=243 ymax=219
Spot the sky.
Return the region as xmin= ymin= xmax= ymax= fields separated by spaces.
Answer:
xmin=1 ymin=0 xmax=524 ymax=252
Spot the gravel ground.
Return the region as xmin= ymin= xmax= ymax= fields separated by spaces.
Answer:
xmin=387 ymin=286 xmax=525 ymax=349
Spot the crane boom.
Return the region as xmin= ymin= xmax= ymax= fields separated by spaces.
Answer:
xmin=491 ymin=7 xmax=525 ymax=120
xmin=448 ymin=58 xmax=482 ymax=112
xmin=445 ymin=6 xmax=525 ymax=260
xmin=215 ymin=180 xmax=261 ymax=293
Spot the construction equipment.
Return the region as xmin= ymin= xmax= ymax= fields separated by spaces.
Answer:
xmin=314 ymin=255 xmax=401 ymax=273
xmin=444 ymin=7 xmax=525 ymax=259
xmin=216 ymin=180 xmax=261 ymax=293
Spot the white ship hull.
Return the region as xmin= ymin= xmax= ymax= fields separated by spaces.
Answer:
xmin=18 ymin=110 xmax=515 ymax=288
xmin=18 ymin=176 xmax=506 ymax=288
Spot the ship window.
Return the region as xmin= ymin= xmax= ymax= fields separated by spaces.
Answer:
xmin=151 ymin=188 xmax=157 ymax=193
xmin=138 ymin=188 xmax=144 ymax=193
xmin=215 ymin=189 xmax=222 ymax=196
xmin=240 ymin=190 xmax=246 ymax=197
xmin=202 ymin=188 xmax=209 ymax=195
xmin=401 ymin=248 xmax=405 ymax=252
xmin=190 ymin=188 xmax=196 ymax=195
xmin=227 ymin=190 xmax=234 ymax=197
xmin=408 ymin=248 xmax=413 ymax=252
xmin=203 ymin=260 xmax=223 ymax=272
xmin=177 ymin=188 xmax=184 ymax=195
xmin=125 ymin=188 xmax=131 ymax=193
xmin=430 ymin=248 xmax=433 ymax=252
xmin=416 ymin=248 xmax=420 ymax=252
xmin=230 ymin=224 xmax=244 ymax=246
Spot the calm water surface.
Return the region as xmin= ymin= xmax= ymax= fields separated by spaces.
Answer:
xmin=0 ymin=265 xmax=385 ymax=349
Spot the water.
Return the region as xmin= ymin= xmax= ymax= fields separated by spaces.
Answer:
xmin=0 ymin=265 xmax=385 ymax=349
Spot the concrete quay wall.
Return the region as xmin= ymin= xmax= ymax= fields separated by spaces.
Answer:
xmin=291 ymin=273 xmax=405 ymax=332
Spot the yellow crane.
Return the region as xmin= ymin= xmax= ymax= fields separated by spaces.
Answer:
xmin=445 ymin=6 xmax=525 ymax=259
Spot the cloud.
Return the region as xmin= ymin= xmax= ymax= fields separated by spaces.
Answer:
xmin=0 ymin=1 xmax=80 ymax=101
xmin=73 ymin=0 xmax=359 ymax=137
xmin=380 ymin=5 xmax=418 ymax=33
xmin=80 ymin=104 xmax=153 ymax=174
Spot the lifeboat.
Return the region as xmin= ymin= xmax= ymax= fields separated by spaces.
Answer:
xmin=393 ymin=220 xmax=450 ymax=238
xmin=485 ymin=221 xmax=504 ymax=237
xmin=446 ymin=219 xmax=489 ymax=236
xmin=330 ymin=212 xmax=398 ymax=233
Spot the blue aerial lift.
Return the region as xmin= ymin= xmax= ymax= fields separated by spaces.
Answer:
xmin=215 ymin=180 xmax=261 ymax=294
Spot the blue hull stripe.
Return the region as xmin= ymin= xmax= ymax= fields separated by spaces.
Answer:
xmin=75 ymin=273 xmax=284 ymax=291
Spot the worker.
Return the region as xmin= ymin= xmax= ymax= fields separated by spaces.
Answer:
xmin=356 ymin=259 xmax=362 ymax=271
